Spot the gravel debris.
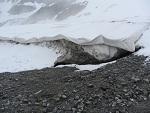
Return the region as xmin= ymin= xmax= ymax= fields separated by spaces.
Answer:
xmin=0 ymin=55 xmax=150 ymax=113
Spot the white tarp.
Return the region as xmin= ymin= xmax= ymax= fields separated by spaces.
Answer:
xmin=0 ymin=24 xmax=149 ymax=64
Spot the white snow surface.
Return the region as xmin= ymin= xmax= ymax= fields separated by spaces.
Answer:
xmin=0 ymin=43 xmax=61 ymax=72
xmin=136 ymin=27 xmax=150 ymax=56
xmin=0 ymin=0 xmax=150 ymax=72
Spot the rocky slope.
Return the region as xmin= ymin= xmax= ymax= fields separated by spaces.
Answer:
xmin=0 ymin=0 xmax=87 ymax=26
xmin=0 ymin=54 xmax=150 ymax=113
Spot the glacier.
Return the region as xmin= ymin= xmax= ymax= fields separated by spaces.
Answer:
xmin=0 ymin=0 xmax=150 ymax=72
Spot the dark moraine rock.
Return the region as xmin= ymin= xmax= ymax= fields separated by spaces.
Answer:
xmin=54 ymin=38 xmax=141 ymax=66
xmin=24 ymin=0 xmax=86 ymax=24
xmin=8 ymin=5 xmax=36 ymax=15
xmin=0 ymin=55 xmax=150 ymax=113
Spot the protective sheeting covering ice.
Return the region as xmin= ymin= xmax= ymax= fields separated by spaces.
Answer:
xmin=0 ymin=23 xmax=149 ymax=67
xmin=0 ymin=0 xmax=150 ymax=72
xmin=0 ymin=21 xmax=150 ymax=72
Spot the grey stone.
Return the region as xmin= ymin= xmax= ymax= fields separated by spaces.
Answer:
xmin=61 ymin=95 xmax=67 ymax=99
xmin=143 ymin=79 xmax=149 ymax=83
xmin=75 ymin=95 xmax=80 ymax=100
xmin=87 ymin=83 xmax=94 ymax=88
xmin=53 ymin=107 xmax=58 ymax=113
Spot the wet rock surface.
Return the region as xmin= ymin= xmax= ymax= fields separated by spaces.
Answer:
xmin=0 ymin=55 xmax=150 ymax=113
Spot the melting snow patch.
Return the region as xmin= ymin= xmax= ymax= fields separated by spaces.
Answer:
xmin=0 ymin=43 xmax=61 ymax=72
